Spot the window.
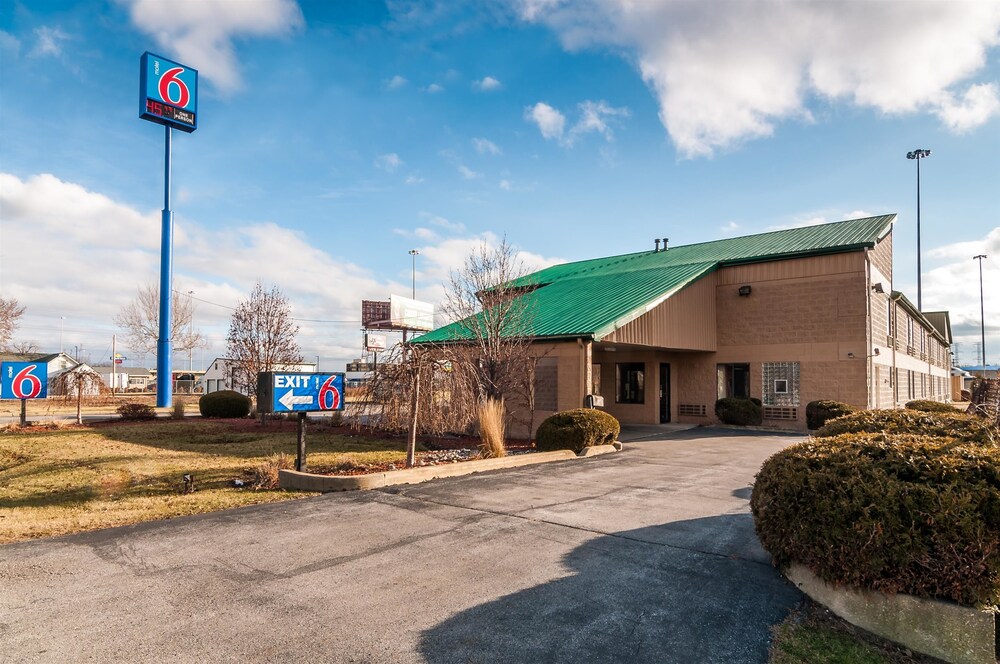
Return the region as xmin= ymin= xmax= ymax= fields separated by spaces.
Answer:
xmin=617 ymin=363 xmax=645 ymax=404
xmin=717 ymin=363 xmax=750 ymax=399
xmin=762 ymin=362 xmax=800 ymax=406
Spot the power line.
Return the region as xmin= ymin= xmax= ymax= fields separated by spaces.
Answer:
xmin=173 ymin=289 xmax=363 ymax=325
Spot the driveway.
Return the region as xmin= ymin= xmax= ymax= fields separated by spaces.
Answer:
xmin=0 ymin=427 xmax=805 ymax=663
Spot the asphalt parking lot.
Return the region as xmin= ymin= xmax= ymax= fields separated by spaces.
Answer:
xmin=0 ymin=427 xmax=805 ymax=663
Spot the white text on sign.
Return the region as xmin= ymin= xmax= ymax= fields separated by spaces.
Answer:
xmin=275 ymin=375 xmax=312 ymax=388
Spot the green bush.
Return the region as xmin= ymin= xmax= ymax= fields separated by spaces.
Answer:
xmin=714 ymin=397 xmax=762 ymax=426
xmin=199 ymin=390 xmax=251 ymax=418
xmin=117 ymin=402 xmax=156 ymax=421
xmin=751 ymin=433 xmax=1000 ymax=607
xmin=535 ymin=409 xmax=620 ymax=453
xmin=905 ymin=399 xmax=957 ymax=414
xmin=805 ymin=400 xmax=856 ymax=430
xmin=814 ymin=408 xmax=996 ymax=445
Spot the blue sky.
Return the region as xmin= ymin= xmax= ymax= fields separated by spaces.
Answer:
xmin=1 ymin=0 xmax=998 ymax=370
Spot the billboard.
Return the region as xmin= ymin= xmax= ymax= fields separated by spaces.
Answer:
xmin=362 ymin=300 xmax=393 ymax=330
xmin=365 ymin=333 xmax=387 ymax=352
xmin=257 ymin=372 xmax=345 ymax=414
xmin=1 ymin=362 xmax=48 ymax=400
xmin=139 ymin=52 xmax=198 ymax=133
xmin=389 ymin=295 xmax=434 ymax=331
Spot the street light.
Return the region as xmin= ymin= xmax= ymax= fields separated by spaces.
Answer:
xmin=974 ymin=254 xmax=988 ymax=367
xmin=906 ymin=148 xmax=931 ymax=310
xmin=59 ymin=316 xmax=65 ymax=353
xmin=187 ymin=291 xmax=195 ymax=371
xmin=408 ymin=249 xmax=420 ymax=299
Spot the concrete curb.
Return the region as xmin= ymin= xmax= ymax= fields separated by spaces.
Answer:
xmin=786 ymin=563 xmax=996 ymax=664
xmin=279 ymin=443 xmax=620 ymax=492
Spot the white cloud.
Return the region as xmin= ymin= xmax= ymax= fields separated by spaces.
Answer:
xmin=720 ymin=221 xmax=740 ymax=233
xmin=404 ymin=175 xmax=425 ymax=185
xmin=525 ymin=99 xmax=628 ymax=145
xmin=386 ymin=74 xmax=408 ymax=90
xmin=0 ymin=30 xmax=20 ymax=58
xmin=119 ymin=0 xmax=303 ymax=93
xmin=458 ymin=164 xmax=481 ymax=179
xmin=766 ymin=209 xmax=875 ymax=232
xmin=525 ymin=102 xmax=566 ymax=141
xmin=426 ymin=214 xmax=466 ymax=234
xmin=425 ymin=83 xmax=444 ymax=93
xmin=499 ymin=179 xmax=512 ymax=191
xmin=472 ymin=137 xmax=502 ymax=155
xmin=375 ymin=153 xmax=404 ymax=172
xmin=519 ymin=0 xmax=1000 ymax=157
xmin=31 ymin=26 xmax=69 ymax=57
xmin=923 ymin=227 xmax=1000 ymax=361
xmin=473 ymin=76 xmax=502 ymax=91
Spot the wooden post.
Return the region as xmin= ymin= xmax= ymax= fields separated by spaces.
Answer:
xmin=19 ymin=399 xmax=26 ymax=427
xmin=296 ymin=411 xmax=307 ymax=472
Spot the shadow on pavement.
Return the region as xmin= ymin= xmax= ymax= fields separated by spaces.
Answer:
xmin=418 ymin=513 xmax=801 ymax=664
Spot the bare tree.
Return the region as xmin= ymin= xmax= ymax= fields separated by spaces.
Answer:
xmin=442 ymin=237 xmax=538 ymax=403
xmin=226 ymin=281 xmax=302 ymax=399
xmin=114 ymin=284 xmax=205 ymax=356
xmin=8 ymin=340 xmax=39 ymax=354
xmin=0 ymin=297 xmax=26 ymax=351
xmin=52 ymin=366 xmax=106 ymax=425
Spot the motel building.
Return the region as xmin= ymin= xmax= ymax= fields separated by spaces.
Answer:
xmin=414 ymin=215 xmax=952 ymax=433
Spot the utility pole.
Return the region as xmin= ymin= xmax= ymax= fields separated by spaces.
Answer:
xmin=906 ymin=149 xmax=931 ymax=310
xmin=409 ymin=249 xmax=419 ymax=299
xmin=974 ymin=254 xmax=987 ymax=367
xmin=112 ymin=334 xmax=117 ymax=396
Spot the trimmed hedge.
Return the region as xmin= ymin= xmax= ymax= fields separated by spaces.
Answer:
xmin=805 ymin=400 xmax=855 ymax=430
xmin=199 ymin=390 xmax=251 ymax=418
xmin=117 ymin=402 xmax=156 ymax=421
xmin=814 ymin=408 xmax=996 ymax=445
xmin=714 ymin=397 xmax=762 ymax=426
xmin=751 ymin=433 xmax=1000 ymax=607
xmin=535 ymin=409 xmax=620 ymax=453
xmin=905 ymin=399 xmax=957 ymax=414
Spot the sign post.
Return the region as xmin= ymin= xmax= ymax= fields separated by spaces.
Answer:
xmin=139 ymin=51 xmax=198 ymax=409
xmin=1 ymin=362 xmax=48 ymax=426
xmin=257 ymin=372 xmax=345 ymax=472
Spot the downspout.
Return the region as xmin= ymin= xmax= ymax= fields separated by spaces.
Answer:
xmin=865 ymin=249 xmax=873 ymax=409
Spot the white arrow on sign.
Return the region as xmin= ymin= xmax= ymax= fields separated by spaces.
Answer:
xmin=278 ymin=389 xmax=314 ymax=411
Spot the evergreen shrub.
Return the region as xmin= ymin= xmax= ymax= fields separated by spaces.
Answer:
xmin=714 ymin=397 xmax=763 ymax=426
xmin=805 ymin=400 xmax=856 ymax=430
xmin=536 ymin=409 xmax=620 ymax=453
xmin=199 ymin=390 xmax=251 ymax=418
xmin=751 ymin=433 xmax=1000 ymax=607
xmin=905 ymin=399 xmax=957 ymax=414
xmin=814 ymin=408 xmax=996 ymax=445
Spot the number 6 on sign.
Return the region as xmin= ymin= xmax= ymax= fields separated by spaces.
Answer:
xmin=0 ymin=362 xmax=48 ymax=400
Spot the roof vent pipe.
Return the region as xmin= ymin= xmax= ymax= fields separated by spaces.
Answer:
xmin=654 ymin=239 xmax=661 ymax=252
xmin=662 ymin=238 xmax=669 ymax=249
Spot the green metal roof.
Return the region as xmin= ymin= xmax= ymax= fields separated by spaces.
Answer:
xmin=414 ymin=214 xmax=896 ymax=343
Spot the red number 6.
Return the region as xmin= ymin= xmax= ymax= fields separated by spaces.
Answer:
xmin=12 ymin=365 xmax=42 ymax=399
xmin=158 ymin=67 xmax=190 ymax=108
xmin=318 ymin=376 xmax=341 ymax=410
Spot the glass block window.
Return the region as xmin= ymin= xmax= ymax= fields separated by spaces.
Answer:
xmin=762 ymin=362 xmax=800 ymax=406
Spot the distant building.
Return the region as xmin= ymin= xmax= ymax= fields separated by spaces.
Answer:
xmin=415 ymin=215 xmax=952 ymax=433
xmin=200 ymin=358 xmax=317 ymax=395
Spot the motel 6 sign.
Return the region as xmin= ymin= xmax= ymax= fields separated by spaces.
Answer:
xmin=139 ymin=52 xmax=198 ymax=132
xmin=257 ymin=372 xmax=345 ymax=414
xmin=0 ymin=362 xmax=47 ymax=400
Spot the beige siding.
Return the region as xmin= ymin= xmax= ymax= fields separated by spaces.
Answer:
xmin=603 ymin=274 xmax=717 ymax=350
xmin=870 ymin=230 xmax=893 ymax=284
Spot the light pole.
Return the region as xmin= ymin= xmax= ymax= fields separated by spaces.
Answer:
xmin=906 ymin=148 xmax=931 ymax=310
xmin=59 ymin=316 xmax=65 ymax=353
xmin=187 ymin=290 xmax=195 ymax=371
xmin=409 ymin=249 xmax=419 ymax=299
xmin=315 ymin=354 xmax=320 ymax=372
xmin=974 ymin=254 xmax=987 ymax=367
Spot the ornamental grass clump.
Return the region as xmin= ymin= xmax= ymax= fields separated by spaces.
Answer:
xmin=751 ymin=432 xmax=1000 ymax=608
xmin=251 ymin=452 xmax=293 ymax=489
xmin=478 ymin=398 xmax=506 ymax=459
xmin=535 ymin=409 xmax=620 ymax=453
xmin=814 ymin=408 xmax=996 ymax=445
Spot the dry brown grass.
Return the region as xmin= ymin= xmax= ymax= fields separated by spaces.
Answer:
xmin=0 ymin=419 xmax=403 ymax=543
xmin=251 ymin=452 xmax=294 ymax=489
xmin=478 ymin=398 xmax=506 ymax=458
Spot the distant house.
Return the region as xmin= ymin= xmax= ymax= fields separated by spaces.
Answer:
xmin=90 ymin=365 xmax=153 ymax=392
xmin=200 ymin=358 xmax=317 ymax=395
xmin=0 ymin=352 xmax=102 ymax=396
xmin=961 ymin=365 xmax=1000 ymax=380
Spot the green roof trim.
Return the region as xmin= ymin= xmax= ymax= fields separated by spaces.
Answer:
xmin=414 ymin=214 xmax=896 ymax=344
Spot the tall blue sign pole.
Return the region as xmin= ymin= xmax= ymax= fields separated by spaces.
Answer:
xmin=139 ymin=52 xmax=198 ymax=408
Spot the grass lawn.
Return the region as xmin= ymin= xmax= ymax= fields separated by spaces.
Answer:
xmin=770 ymin=602 xmax=941 ymax=664
xmin=0 ymin=418 xmax=404 ymax=544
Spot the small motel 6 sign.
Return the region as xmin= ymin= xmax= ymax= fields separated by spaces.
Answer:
xmin=257 ymin=372 xmax=345 ymax=414
xmin=0 ymin=362 xmax=48 ymax=400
